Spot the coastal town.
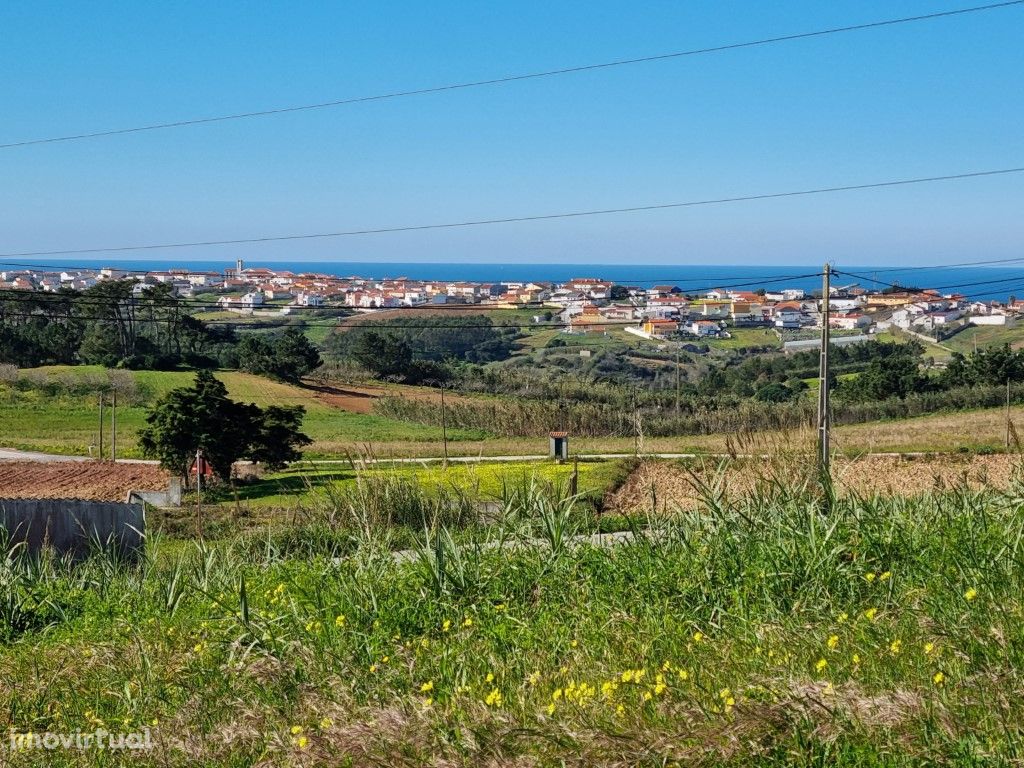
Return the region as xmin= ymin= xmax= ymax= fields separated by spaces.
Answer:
xmin=2 ymin=258 xmax=1019 ymax=347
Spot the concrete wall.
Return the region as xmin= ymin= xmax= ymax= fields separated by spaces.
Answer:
xmin=0 ymin=499 xmax=144 ymax=560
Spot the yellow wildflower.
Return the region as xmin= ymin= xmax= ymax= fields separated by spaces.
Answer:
xmin=290 ymin=725 xmax=303 ymax=735
xmin=815 ymin=658 xmax=828 ymax=673
xmin=693 ymin=631 xmax=704 ymax=643
xmin=923 ymin=642 xmax=935 ymax=656
xmin=420 ymin=681 xmax=434 ymax=693
xmin=879 ymin=571 xmax=892 ymax=581
xmin=852 ymin=653 xmax=861 ymax=665
xmin=546 ymin=703 xmax=556 ymax=716
xmin=485 ymin=672 xmax=494 ymax=683
xmin=319 ymin=717 xmax=333 ymax=729
xmin=615 ymin=704 xmax=625 ymax=717
xmin=527 ymin=671 xmax=540 ymax=686
xmin=964 ymin=588 xmax=978 ymax=601
xmin=889 ymin=639 xmax=902 ymax=655
xmin=864 ymin=608 xmax=878 ymax=621
xmin=442 ymin=619 xmax=451 ymax=633
xmin=677 ymin=669 xmax=690 ymax=681
xmin=334 ymin=614 xmax=346 ymax=628
xmin=485 ymin=689 xmax=503 ymax=708
xmin=865 ymin=572 xmax=876 ymax=583
xmin=837 ymin=612 xmax=849 ymax=623
xmin=369 ymin=664 xmax=378 ymax=673
xmin=827 ymin=635 xmax=839 ymax=650
xmin=654 ymin=674 xmax=667 ymax=696
xmin=462 ymin=617 xmax=473 ymax=628
xmin=933 ymin=671 xmax=945 ymax=686
xmin=642 ymin=690 xmax=653 ymax=701
xmin=296 ymin=735 xmax=308 ymax=749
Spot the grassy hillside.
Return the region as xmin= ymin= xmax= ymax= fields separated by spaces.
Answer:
xmin=943 ymin=322 xmax=1024 ymax=356
xmin=3 ymin=475 xmax=1021 ymax=765
xmin=0 ymin=366 xmax=485 ymax=458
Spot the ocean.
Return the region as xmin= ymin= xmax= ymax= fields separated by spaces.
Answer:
xmin=6 ymin=259 xmax=1024 ymax=302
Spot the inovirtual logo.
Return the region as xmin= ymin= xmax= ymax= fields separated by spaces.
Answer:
xmin=8 ymin=728 xmax=154 ymax=752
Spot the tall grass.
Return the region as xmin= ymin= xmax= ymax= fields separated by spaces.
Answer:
xmin=3 ymin=469 xmax=1024 ymax=764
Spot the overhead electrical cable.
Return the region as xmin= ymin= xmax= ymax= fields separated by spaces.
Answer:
xmin=3 ymin=1 xmax=1021 ymax=149
xmin=2 ymin=166 xmax=1021 ymax=258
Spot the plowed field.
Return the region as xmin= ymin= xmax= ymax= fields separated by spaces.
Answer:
xmin=0 ymin=461 xmax=168 ymax=501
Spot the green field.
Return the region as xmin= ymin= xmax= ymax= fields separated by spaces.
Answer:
xmin=706 ymin=326 xmax=782 ymax=350
xmin=942 ymin=322 xmax=1024 ymax=355
xmin=0 ymin=366 xmax=485 ymax=458
xmin=222 ymin=458 xmax=625 ymax=509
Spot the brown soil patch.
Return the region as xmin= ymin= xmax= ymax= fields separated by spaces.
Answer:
xmin=0 ymin=461 xmax=168 ymax=501
xmin=303 ymin=382 xmax=386 ymax=413
xmin=608 ymin=454 xmax=1019 ymax=513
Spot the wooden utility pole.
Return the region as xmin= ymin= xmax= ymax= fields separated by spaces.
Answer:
xmin=196 ymin=448 xmax=204 ymax=539
xmin=439 ymin=383 xmax=449 ymax=466
xmin=98 ymin=394 xmax=105 ymax=462
xmin=817 ymin=263 xmax=832 ymax=476
xmin=1006 ymin=378 xmax=1012 ymax=450
xmin=111 ymin=390 xmax=117 ymax=462
xmin=674 ymin=345 xmax=681 ymax=418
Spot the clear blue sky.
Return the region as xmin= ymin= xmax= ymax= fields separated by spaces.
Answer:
xmin=2 ymin=1 xmax=1022 ymax=266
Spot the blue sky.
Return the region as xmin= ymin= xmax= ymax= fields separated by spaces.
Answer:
xmin=1 ymin=1 xmax=1022 ymax=266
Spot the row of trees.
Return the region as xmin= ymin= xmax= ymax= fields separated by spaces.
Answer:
xmin=0 ymin=282 xmax=322 ymax=382
xmin=326 ymin=316 xmax=518 ymax=383
xmin=0 ymin=282 xmax=237 ymax=369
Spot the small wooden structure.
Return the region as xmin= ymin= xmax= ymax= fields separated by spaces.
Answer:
xmin=549 ymin=431 xmax=569 ymax=462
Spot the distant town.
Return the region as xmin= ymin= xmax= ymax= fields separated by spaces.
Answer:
xmin=2 ymin=258 xmax=1018 ymax=348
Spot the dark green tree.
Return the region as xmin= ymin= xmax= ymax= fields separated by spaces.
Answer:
xmin=238 ymin=329 xmax=322 ymax=382
xmin=139 ymin=370 xmax=310 ymax=482
xmin=350 ymin=330 xmax=413 ymax=378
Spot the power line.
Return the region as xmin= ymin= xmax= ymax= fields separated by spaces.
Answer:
xmin=2 ymin=166 xmax=1022 ymax=258
xmin=832 ymin=269 xmax=1024 ymax=305
xmin=833 ymin=268 xmax=1024 ymax=294
xmin=0 ymin=272 xmax=824 ymax=325
xmin=0 ymin=271 xmax=820 ymax=312
xmin=0 ymin=258 xmax=822 ymax=286
xmin=3 ymin=2 xmax=1021 ymax=150
xmin=838 ymin=256 xmax=1024 ymax=273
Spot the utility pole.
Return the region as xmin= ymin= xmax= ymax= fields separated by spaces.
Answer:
xmin=439 ymin=383 xmax=449 ymax=466
xmin=1006 ymin=378 xmax=1012 ymax=450
xmin=111 ymin=390 xmax=117 ymax=463
xmin=98 ymin=394 xmax=105 ymax=462
xmin=195 ymin=448 xmax=204 ymax=540
xmin=817 ymin=263 xmax=832 ymax=476
xmin=674 ymin=345 xmax=681 ymax=418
